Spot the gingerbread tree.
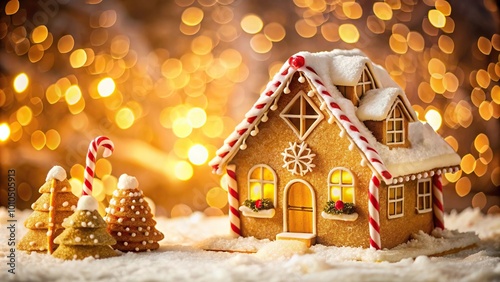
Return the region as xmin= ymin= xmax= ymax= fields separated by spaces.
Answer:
xmin=52 ymin=135 xmax=119 ymax=260
xmin=105 ymin=174 xmax=164 ymax=252
xmin=52 ymin=195 xmax=118 ymax=260
xmin=19 ymin=166 xmax=78 ymax=253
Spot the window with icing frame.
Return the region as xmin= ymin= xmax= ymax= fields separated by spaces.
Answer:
xmin=336 ymin=65 xmax=377 ymax=106
xmin=416 ymin=178 xmax=432 ymax=213
xmin=386 ymin=100 xmax=406 ymax=146
xmin=280 ymin=90 xmax=324 ymax=141
xmin=388 ymin=184 xmax=404 ymax=219
xmin=248 ymin=164 xmax=277 ymax=207
xmin=328 ymin=168 xmax=355 ymax=204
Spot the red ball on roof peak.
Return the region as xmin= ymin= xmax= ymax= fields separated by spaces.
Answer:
xmin=288 ymin=55 xmax=305 ymax=69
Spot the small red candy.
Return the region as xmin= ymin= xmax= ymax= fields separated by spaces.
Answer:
xmin=255 ymin=199 xmax=262 ymax=209
xmin=335 ymin=200 xmax=344 ymax=211
xmin=288 ymin=55 xmax=305 ymax=69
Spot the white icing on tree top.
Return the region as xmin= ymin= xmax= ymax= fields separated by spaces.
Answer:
xmin=118 ymin=174 xmax=139 ymax=190
xmin=77 ymin=195 xmax=99 ymax=211
xmin=45 ymin=166 xmax=67 ymax=182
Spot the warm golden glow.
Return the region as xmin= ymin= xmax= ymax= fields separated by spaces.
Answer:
xmin=115 ymin=107 xmax=135 ymax=129
xmin=241 ymin=14 xmax=263 ymax=34
xmin=13 ymin=73 xmax=29 ymax=93
xmin=188 ymin=144 xmax=209 ymax=165
xmin=97 ymin=77 xmax=116 ymax=97
xmin=174 ymin=161 xmax=193 ymax=181
xmin=339 ymin=24 xmax=359 ymax=43
xmin=0 ymin=123 xmax=10 ymax=142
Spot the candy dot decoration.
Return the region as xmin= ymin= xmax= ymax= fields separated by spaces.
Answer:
xmin=105 ymin=174 xmax=164 ymax=252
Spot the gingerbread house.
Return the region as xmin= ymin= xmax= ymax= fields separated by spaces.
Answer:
xmin=209 ymin=49 xmax=461 ymax=250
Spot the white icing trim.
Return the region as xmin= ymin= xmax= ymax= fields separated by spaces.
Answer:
xmin=327 ymin=167 xmax=356 ymax=204
xmin=238 ymin=206 xmax=275 ymax=218
xmin=247 ymin=164 xmax=277 ymax=207
xmin=281 ymin=142 xmax=316 ymax=176
xmin=416 ymin=178 xmax=433 ymax=214
xmin=385 ymin=98 xmax=407 ymax=146
xmin=321 ymin=211 xmax=359 ymax=221
xmin=387 ymin=184 xmax=404 ymax=219
xmin=283 ymin=179 xmax=317 ymax=235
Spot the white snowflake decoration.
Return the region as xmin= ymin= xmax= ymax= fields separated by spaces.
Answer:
xmin=281 ymin=142 xmax=316 ymax=176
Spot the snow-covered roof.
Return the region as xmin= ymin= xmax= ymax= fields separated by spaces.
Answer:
xmin=357 ymin=88 xmax=416 ymax=122
xmin=209 ymin=49 xmax=460 ymax=184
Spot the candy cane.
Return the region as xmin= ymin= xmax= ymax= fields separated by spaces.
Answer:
xmin=432 ymin=174 xmax=445 ymax=229
xmin=83 ymin=136 xmax=114 ymax=196
xmin=226 ymin=164 xmax=241 ymax=237
xmin=368 ymin=174 xmax=381 ymax=250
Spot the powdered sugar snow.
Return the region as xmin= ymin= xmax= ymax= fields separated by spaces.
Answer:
xmin=1 ymin=208 xmax=499 ymax=281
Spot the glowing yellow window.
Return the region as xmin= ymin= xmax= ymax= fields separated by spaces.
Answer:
xmin=328 ymin=168 xmax=355 ymax=203
xmin=248 ymin=164 xmax=277 ymax=205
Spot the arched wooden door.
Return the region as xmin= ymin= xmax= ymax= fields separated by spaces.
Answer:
xmin=284 ymin=180 xmax=316 ymax=234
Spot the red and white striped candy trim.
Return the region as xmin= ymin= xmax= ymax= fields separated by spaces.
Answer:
xmin=368 ymin=174 xmax=382 ymax=250
xmin=82 ymin=136 xmax=114 ymax=196
xmin=226 ymin=164 xmax=241 ymax=237
xmin=432 ymin=174 xmax=444 ymax=229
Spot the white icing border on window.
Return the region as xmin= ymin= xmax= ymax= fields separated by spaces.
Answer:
xmin=388 ymin=184 xmax=404 ymax=219
xmin=386 ymin=99 xmax=406 ymax=146
xmin=416 ymin=178 xmax=432 ymax=214
xmin=247 ymin=164 xmax=277 ymax=207
xmin=327 ymin=167 xmax=356 ymax=204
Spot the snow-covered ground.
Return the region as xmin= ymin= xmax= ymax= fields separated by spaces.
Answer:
xmin=1 ymin=208 xmax=499 ymax=282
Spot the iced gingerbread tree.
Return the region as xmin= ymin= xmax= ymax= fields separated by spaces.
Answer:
xmin=18 ymin=166 xmax=78 ymax=253
xmin=105 ymin=174 xmax=164 ymax=252
xmin=52 ymin=136 xmax=119 ymax=260
xmin=52 ymin=195 xmax=118 ymax=260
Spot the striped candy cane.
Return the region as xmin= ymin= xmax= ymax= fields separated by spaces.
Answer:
xmin=83 ymin=136 xmax=114 ymax=196
xmin=226 ymin=164 xmax=241 ymax=237
xmin=368 ymin=174 xmax=381 ymax=250
xmin=432 ymin=174 xmax=445 ymax=229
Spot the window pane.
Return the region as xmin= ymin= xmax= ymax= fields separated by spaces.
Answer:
xmin=388 ymin=121 xmax=394 ymax=130
xmin=418 ymin=197 xmax=424 ymax=210
xmin=341 ymin=170 xmax=353 ymax=184
xmin=389 ymin=202 xmax=395 ymax=215
xmin=262 ymin=167 xmax=274 ymax=181
xmin=396 ymin=120 xmax=403 ymax=130
xmin=396 ymin=133 xmax=403 ymax=142
xmin=397 ymin=187 xmax=403 ymax=198
xmin=389 ymin=187 xmax=395 ymax=200
xmin=330 ymin=170 xmax=341 ymax=184
xmin=396 ymin=202 xmax=402 ymax=214
xmin=395 ymin=107 xmax=402 ymax=118
xmin=343 ymin=187 xmax=354 ymax=203
xmin=250 ymin=167 xmax=261 ymax=179
xmin=330 ymin=187 xmax=341 ymax=202
xmin=263 ymin=183 xmax=275 ymax=200
xmin=250 ymin=183 xmax=262 ymax=200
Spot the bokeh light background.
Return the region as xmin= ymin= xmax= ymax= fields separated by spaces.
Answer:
xmin=0 ymin=0 xmax=499 ymax=217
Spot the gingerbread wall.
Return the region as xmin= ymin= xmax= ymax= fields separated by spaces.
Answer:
xmin=230 ymin=72 xmax=376 ymax=248
xmin=378 ymin=180 xmax=434 ymax=249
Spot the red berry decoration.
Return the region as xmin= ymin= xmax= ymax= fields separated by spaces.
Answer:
xmin=255 ymin=199 xmax=263 ymax=209
xmin=288 ymin=55 xmax=305 ymax=69
xmin=335 ymin=200 xmax=344 ymax=211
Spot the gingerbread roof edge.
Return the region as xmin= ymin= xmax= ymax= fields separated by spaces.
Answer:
xmin=209 ymin=49 xmax=394 ymax=183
